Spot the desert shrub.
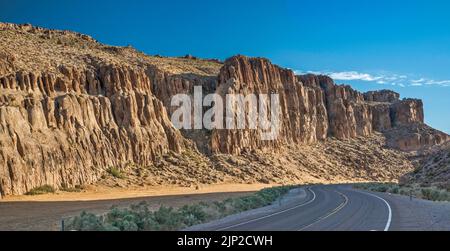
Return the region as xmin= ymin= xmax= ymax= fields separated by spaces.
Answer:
xmin=152 ymin=206 xmax=184 ymax=230
xmin=26 ymin=185 xmax=56 ymax=195
xmin=67 ymin=211 xmax=119 ymax=231
xmin=399 ymin=188 xmax=409 ymax=196
xmin=421 ymin=188 xmax=449 ymax=201
xmin=437 ymin=182 xmax=450 ymax=192
xmin=229 ymin=186 xmax=290 ymax=213
xmin=107 ymin=167 xmax=125 ymax=179
xmin=372 ymin=184 xmax=389 ymax=193
xmin=389 ymin=186 xmax=400 ymax=194
xmin=66 ymin=185 xmax=295 ymax=231
xmin=179 ymin=204 xmax=209 ymax=226
xmin=355 ymin=183 xmax=403 ymax=194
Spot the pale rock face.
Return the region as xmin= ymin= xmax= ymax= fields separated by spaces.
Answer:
xmin=369 ymin=104 xmax=392 ymax=132
xmin=391 ymin=99 xmax=424 ymax=126
xmin=0 ymin=60 xmax=189 ymax=195
xmin=0 ymin=24 xmax=448 ymax=196
xmin=211 ymin=57 xmax=329 ymax=154
xmin=213 ymin=56 xmax=445 ymax=154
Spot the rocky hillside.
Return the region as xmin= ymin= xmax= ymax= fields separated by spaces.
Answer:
xmin=404 ymin=142 xmax=450 ymax=187
xmin=0 ymin=23 xmax=448 ymax=196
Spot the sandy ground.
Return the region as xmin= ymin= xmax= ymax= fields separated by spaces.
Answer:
xmin=0 ymin=183 xmax=273 ymax=231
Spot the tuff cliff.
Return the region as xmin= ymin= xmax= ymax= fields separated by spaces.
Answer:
xmin=0 ymin=23 xmax=447 ymax=196
xmin=0 ymin=23 xmax=221 ymax=195
xmin=212 ymin=56 xmax=446 ymax=154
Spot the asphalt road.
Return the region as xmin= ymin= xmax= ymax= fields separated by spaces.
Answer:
xmin=3 ymin=184 xmax=450 ymax=231
xmin=204 ymin=185 xmax=392 ymax=231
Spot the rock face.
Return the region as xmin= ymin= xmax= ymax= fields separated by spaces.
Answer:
xmin=0 ymin=23 xmax=447 ymax=196
xmin=384 ymin=123 xmax=449 ymax=151
xmin=0 ymin=63 xmax=193 ymax=195
xmin=212 ymin=56 xmax=438 ymax=154
xmin=364 ymin=90 xmax=400 ymax=103
xmin=391 ymin=99 xmax=424 ymax=126
xmin=211 ymin=57 xmax=328 ymax=154
xmin=0 ymin=23 xmax=224 ymax=195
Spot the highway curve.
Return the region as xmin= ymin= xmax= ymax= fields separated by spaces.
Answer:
xmin=202 ymin=185 xmax=392 ymax=231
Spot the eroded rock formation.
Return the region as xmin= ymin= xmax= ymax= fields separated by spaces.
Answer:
xmin=0 ymin=64 xmax=193 ymax=195
xmin=211 ymin=57 xmax=328 ymax=154
xmin=0 ymin=23 xmax=447 ymax=196
xmin=213 ymin=56 xmax=442 ymax=154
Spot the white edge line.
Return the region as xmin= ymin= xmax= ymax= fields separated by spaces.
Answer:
xmin=357 ymin=191 xmax=392 ymax=231
xmin=216 ymin=187 xmax=317 ymax=231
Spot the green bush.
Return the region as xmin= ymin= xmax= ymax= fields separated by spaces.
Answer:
xmin=66 ymin=185 xmax=295 ymax=231
xmin=67 ymin=211 xmax=119 ymax=231
xmin=26 ymin=185 xmax=56 ymax=195
xmin=179 ymin=204 xmax=209 ymax=226
xmin=107 ymin=167 xmax=125 ymax=179
xmin=389 ymin=186 xmax=399 ymax=194
xmin=421 ymin=188 xmax=449 ymax=201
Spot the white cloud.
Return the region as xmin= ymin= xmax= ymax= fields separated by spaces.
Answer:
xmin=294 ymin=70 xmax=324 ymax=75
xmin=295 ymin=69 xmax=450 ymax=87
xmin=412 ymin=78 xmax=426 ymax=83
xmin=328 ymin=71 xmax=383 ymax=81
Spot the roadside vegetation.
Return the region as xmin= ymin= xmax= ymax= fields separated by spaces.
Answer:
xmin=354 ymin=183 xmax=450 ymax=202
xmin=64 ymin=186 xmax=295 ymax=231
xmin=25 ymin=185 xmax=56 ymax=195
xmin=60 ymin=184 xmax=85 ymax=193
xmin=107 ymin=167 xmax=125 ymax=179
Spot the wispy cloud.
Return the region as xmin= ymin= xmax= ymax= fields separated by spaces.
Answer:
xmin=328 ymin=71 xmax=382 ymax=82
xmin=294 ymin=70 xmax=450 ymax=87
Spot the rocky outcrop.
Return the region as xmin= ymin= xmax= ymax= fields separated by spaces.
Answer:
xmin=211 ymin=57 xmax=328 ymax=154
xmin=0 ymin=23 xmax=227 ymax=196
xmin=404 ymin=142 xmax=450 ymax=185
xmin=0 ymin=23 xmax=447 ymax=196
xmin=0 ymin=59 xmax=192 ymax=195
xmin=364 ymin=90 xmax=400 ymax=103
xmin=213 ymin=56 xmax=445 ymax=154
xmin=390 ymin=99 xmax=424 ymax=126
xmin=384 ymin=123 xmax=449 ymax=151
xmin=369 ymin=103 xmax=393 ymax=131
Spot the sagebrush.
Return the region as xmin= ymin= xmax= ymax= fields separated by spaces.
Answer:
xmin=65 ymin=186 xmax=294 ymax=231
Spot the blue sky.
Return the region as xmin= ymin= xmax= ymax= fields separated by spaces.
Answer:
xmin=1 ymin=0 xmax=449 ymax=133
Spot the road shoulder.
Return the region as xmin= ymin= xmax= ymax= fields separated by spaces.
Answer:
xmin=355 ymin=189 xmax=450 ymax=231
